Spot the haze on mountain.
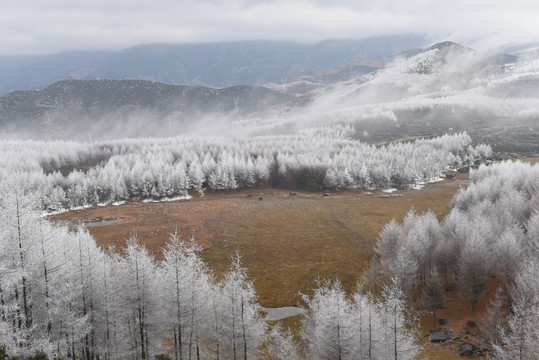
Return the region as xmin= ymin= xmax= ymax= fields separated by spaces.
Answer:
xmin=0 ymin=35 xmax=425 ymax=95
xmin=1 ymin=40 xmax=538 ymax=155
xmin=2 ymin=0 xmax=538 ymax=94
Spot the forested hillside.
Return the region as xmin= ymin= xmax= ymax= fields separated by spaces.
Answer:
xmin=0 ymin=79 xmax=293 ymax=139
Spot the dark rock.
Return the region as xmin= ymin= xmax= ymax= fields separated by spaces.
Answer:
xmin=465 ymin=320 xmax=477 ymax=328
xmin=464 ymin=326 xmax=470 ymax=334
xmin=459 ymin=342 xmax=477 ymax=358
xmin=438 ymin=318 xmax=447 ymax=325
xmin=430 ymin=328 xmax=453 ymax=343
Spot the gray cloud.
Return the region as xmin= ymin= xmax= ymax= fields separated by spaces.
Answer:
xmin=1 ymin=0 xmax=538 ymax=55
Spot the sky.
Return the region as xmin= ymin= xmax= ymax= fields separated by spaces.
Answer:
xmin=1 ymin=0 xmax=539 ymax=55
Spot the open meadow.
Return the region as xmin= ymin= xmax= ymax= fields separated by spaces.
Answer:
xmin=50 ymin=173 xmax=469 ymax=308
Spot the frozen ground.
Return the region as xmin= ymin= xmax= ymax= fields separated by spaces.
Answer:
xmin=261 ymin=306 xmax=306 ymax=321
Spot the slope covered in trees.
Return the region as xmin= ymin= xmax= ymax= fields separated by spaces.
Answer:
xmin=373 ymin=160 xmax=539 ymax=358
xmin=0 ymin=79 xmax=294 ymax=139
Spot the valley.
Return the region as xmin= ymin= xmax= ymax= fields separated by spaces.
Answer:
xmin=1 ymin=35 xmax=538 ymax=359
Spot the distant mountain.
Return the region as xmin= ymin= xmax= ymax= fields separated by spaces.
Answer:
xmin=0 ymin=79 xmax=294 ymax=139
xmin=266 ymin=58 xmax=386 ymax=94
xmin=0 ymin=51 xmax=116 ymax=95
xmin=0 ymin=35 xmax=428 ymax=95
xmin=277 ymin=41 xmax=539 ymax=154
xmin=4 ymin=40 xmax=536 ymax=154
xmin=404 ymin=41 xmax=518 ymax=75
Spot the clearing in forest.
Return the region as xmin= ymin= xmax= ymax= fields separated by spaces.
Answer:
xmin=50 ymin=172 xmax=469 ymax=307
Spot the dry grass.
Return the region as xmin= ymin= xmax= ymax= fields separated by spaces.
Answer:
xmin=50 ymin=173 xmax=469 ymax=308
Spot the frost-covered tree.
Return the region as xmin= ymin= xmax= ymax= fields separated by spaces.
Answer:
xmin=457 ymin=229 xmax=487 ymax=315
xmin=302 ymin=279 xmax=421 ymax=360
xmin=479 ymin=287 xmax=506 ymax=346
xmin=118 ymin=235 xmax=160 ymax=360
xmin=364 ymin=257 xmax=383 ymax=297
xmin=378 ymin=282 xmax=421 ymax=360
xmin=375 ymin=219 xmax=404 ymax=275
xmin=160 ymin=231 xmax=210 ymax=360
xmin=526 ymin=209 xmax=539 ymax=257
xmin=265 ymin=328 xmax=301 ymax=360
xmin=492 ymin=292 xmax=539 ymax=360
xmin=0 ymin=132 xmax=488 ymax=210
xmin=423 ymin=271 xmax=445 ymax=329
xmin=302 ymin=279 xmax=353 ymax=360
xmin=218 ymin=254 xmax=267 ymax=360
xmin=492 ymin=258 xmax=539 ymax=360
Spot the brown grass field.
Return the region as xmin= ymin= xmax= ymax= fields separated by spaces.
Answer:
xmin=51 ymin=173 xmax=469 ymax=306
xmin=48 ymin=159 xmax=538 ymax=358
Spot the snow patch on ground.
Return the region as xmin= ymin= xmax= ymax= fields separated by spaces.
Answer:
xmin=410 ymin=183 xmax=426 ymax=190
xmin=42 ymin=196 xmax=192 ymax=217
xmin=409 ymin=176 xmax=445 ymax=190
xmin=261 ymin=306 xmax=306 ymax=321
xmin=142 ymin=195 xmax=192 ymax=203
xmin=382 ymin=188 xmax=397 ymax=193
xmin=42 ymin=204 xmax=93 ymax=217
xmin=427 ymin=177 xmax=445 ymax=183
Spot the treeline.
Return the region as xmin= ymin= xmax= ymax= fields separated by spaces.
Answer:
xmin=370 ymin=160 xmax=539 ymax=359
xmin=0 ymin=129 xmax=490 ymax=211
xmin=0 ymin=186 xmax=421 ymax=360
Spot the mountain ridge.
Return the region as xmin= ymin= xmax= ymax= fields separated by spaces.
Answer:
xmin=0 ymin=35 xmax=427 ymax=95
xmin=0 ymin=79 xmax=294 ymax=139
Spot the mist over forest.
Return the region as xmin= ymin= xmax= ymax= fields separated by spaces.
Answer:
xmin=1 ymin=41 xmax=538 ymax=154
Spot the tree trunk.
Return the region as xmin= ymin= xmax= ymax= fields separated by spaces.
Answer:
xmin=241 ymin=291 xmax=247 ymax=360
xmin=78 ymin=235 xmax=89 ymax=360
xmin=15 ymin=192 xmax=31 ymax=329
xmin=175 ymin=267 xmax=183 ymax=360
xmin=394 ymin=303 xmax=398 ymax=360
xmin=368 ymin=306 xmax=372 ymax=359
xmin=39 ymin=224 xmax=52 ymax=336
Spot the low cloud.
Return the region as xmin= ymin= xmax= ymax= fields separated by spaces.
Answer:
xmin=1 ymin=0 xmax=538 ymax=55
